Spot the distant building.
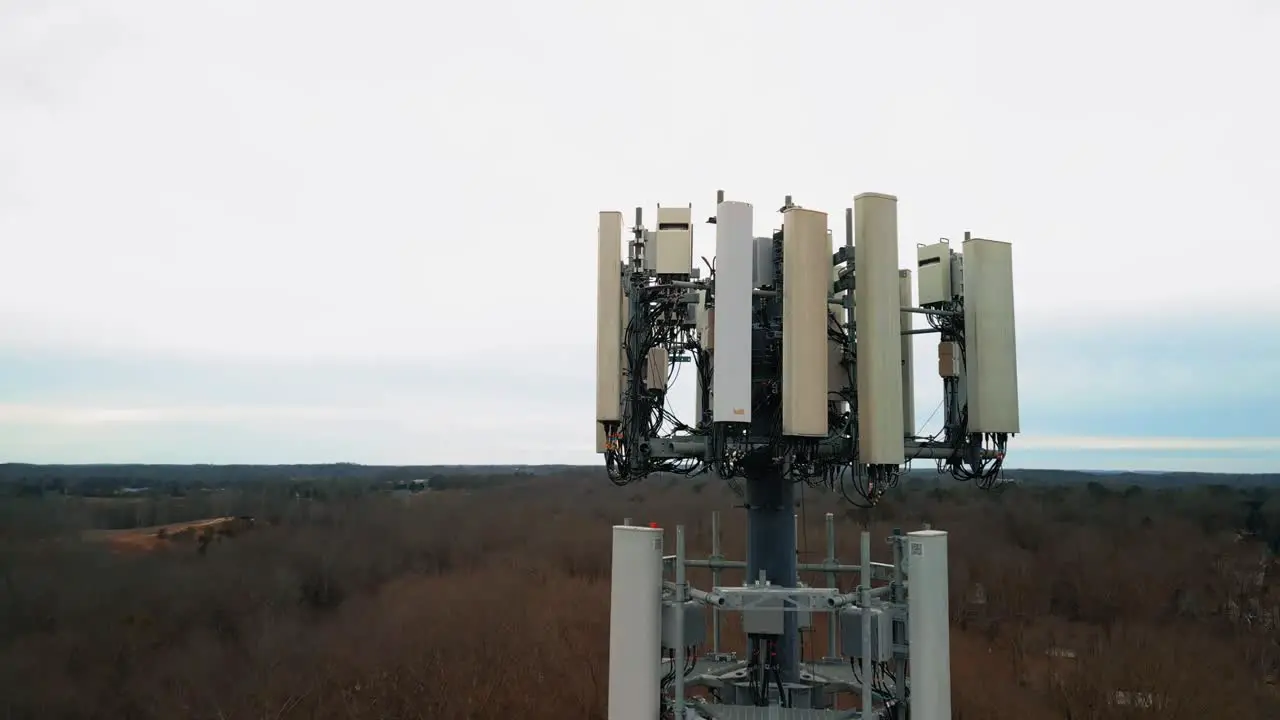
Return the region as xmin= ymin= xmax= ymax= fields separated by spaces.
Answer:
xmin=390 ymin=478 xmax=432 ymax=499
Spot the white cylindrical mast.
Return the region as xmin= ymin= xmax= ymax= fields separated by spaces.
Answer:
xmin=608 ymin=524 xmax=664 ymax=720
xmin=908 ymin=529 xmax=952 ymax=720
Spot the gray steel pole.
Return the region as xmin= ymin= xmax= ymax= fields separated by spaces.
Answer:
xmin=861 ymin=531 xmax=873 ymax=720
xmin=710 ymin=510 xmax=722 ymax=655
xmin=892 ymin=529 xmax=907 ymax=710
xmin=826 ymin=513 xmax=838 ymax=658
xmin=745 ymin=467 xmax=800 ymax=684
xmin=674 ymin=525 xmax=687 ymax=719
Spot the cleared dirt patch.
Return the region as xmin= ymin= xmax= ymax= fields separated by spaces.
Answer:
xmin=82 ymin=516 xmax=254 ymax=553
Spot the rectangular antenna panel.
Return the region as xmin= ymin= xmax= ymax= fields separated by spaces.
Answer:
xmin=596 ymin=212 xmax=624 ymax=435
xmin=908 ymin=530 xmax=952 ymax=720
xmin=652 ymin=204 xmax=693 ymax=276
xmin=962 ymin=238 xmax=1020 ymax=433
xmin=854 ymin=193 xmax=905 ymax=464
xmin=652 ymin=230 xmax=692 ymax=275
xmin=900 ymin=269 xmax=915 ymax=437
xmin=656 ymin=205 xmax=692 ymax=226
xmin=712 ymin=201 xmax=754 ymax=423
xmin=781 ymin=208 xmax=830 ymax=437
xmin=753 ymin=236 xmax=775 ymax=287
xmin=828 ymin=292 xmax=846 ymax=395
xmin=608 ymin=526 xmax=664 ymax=720
xmin=646 ymin=346 xmax=669 ymax=392
xmin=917 ymin=241 xmax=951 ymax=306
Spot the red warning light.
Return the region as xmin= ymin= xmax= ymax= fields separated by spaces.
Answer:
xmin=649 ymin=522 xmax=660 ymax=528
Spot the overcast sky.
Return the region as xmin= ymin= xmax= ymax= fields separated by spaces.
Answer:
xmin=0 ymin=0 xmax=1276 ymax=471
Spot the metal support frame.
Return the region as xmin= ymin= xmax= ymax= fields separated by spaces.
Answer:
xmin=642 ymin=511 xmax=937 ymax=719
xmin=611 ymin=233 xmax=996 ymax=480
xmin=636 ymin=437 xmax=998 ymax=462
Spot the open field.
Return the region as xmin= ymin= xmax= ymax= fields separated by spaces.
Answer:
xmin=2 ymin=466 xmax=1280 ymax=719
xmin=82 ymin=516 xmax=255 ymax=553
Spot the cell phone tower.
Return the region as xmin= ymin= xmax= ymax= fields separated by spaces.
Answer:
xmin=595 ymin=192 xmax=1020 ymax=719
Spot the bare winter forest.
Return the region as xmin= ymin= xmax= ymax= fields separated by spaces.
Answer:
xmin=3 ymin=465 xmax=1280 ymax=719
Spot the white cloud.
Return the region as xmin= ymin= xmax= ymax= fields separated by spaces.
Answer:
xmin=0 ymin=401 xmax=578 ymax=434
xmin=0 ymin=0 xmax=1275 ymax=361
xmin=0 ymin=403 xmax=365 ymax=425
xmin=1017 ymin=436 xmax=1280 ymax=453
xmin=0 ymin=0 xmax=1276 ymax=465
xmin=0 ymin=400 xmax=593 ymax=464
xmin=3 ymin=398 xmax=1275 ymax=457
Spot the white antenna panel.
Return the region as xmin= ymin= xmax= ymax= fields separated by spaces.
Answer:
xmin=712 ymin=201 xmax=754 ymax=423
xmin=961 ymin=238 xmax=1020 ymax=433
xmin=652 ymin=205 xmax=693 ymax=276
xmin=917 ymin=241 xmax=952 ymax=306
xmin=596 ymin=211 xmax=624 ymax=431
xmin=656 ymin=205 xmax=692 ymax=226
xmin=781 ymin=207 xmax=830 ymax=437
xmin=854 ymin=193 xmax=905 ymax=464
xmin=652 ymin=230 xmax=692 ymax=275
xmin=608 ymin=525 xmax=663 ymax=720
xmin=907 ymin=530 xmax=952 ymax=720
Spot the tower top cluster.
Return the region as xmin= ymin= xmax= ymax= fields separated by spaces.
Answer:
xmin=596 ymin=190 xmax=1020 ymax=718
xmin=595 ymin=191 xmax=1019 ymax=502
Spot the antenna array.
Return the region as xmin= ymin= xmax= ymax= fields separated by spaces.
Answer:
xmin=595 ymin=191 xmax=1021 ymax=720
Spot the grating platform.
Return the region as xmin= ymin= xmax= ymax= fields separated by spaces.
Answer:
xmin=696 ymin=707 xmax=862 ymax=720
xmin=660 ymin=655 xmax=886 ymax=718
